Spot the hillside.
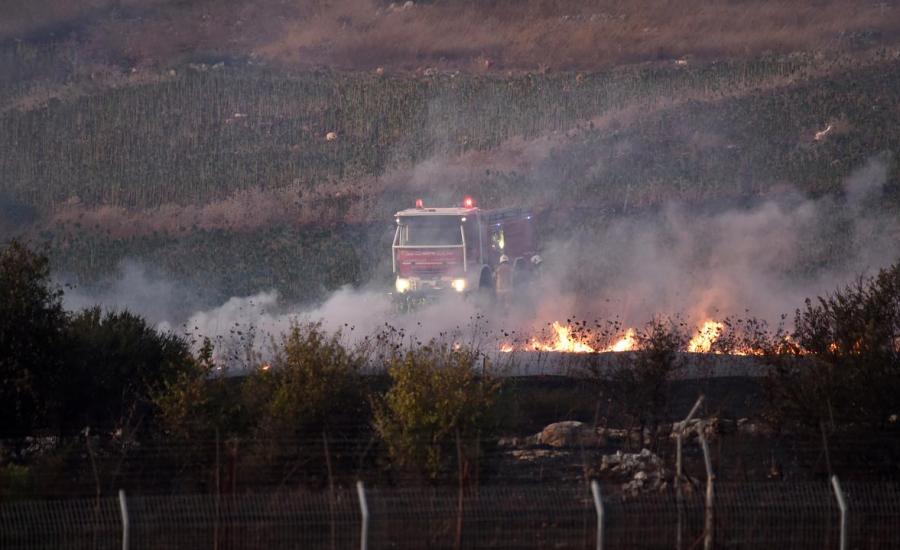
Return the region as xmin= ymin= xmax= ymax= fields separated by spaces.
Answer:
xmin=1 ymin=2 xmax=899 ymax=308
xmin=4 ymin=0 xmax=898 ymax=72
xmin=1 ymin=54 xmax=898 ymax=301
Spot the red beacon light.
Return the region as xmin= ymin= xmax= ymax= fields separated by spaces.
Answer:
xmin=463 ymin=196 xmax=475 ymax=208
xmin=415 ymin=199 xmax=424 ymax=209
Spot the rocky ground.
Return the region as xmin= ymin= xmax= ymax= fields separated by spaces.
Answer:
xmin=494 ymin=416 xmax=782 ymax=491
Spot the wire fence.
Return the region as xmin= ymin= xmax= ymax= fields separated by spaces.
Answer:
xmin=2 ymin=480 xmax=899 ymax=549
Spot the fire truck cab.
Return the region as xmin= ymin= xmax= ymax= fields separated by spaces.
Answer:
xmin=392 ymin=197 xmax=537 ymax=303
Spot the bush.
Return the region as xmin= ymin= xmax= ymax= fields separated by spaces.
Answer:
xmin=60 ymin=306 xmax=194 ymax=435
xmin=765 ymin=263 xmax=900 ymax=429
xmin=154 ymin=338 xmax=244 ymax=441
xmin=150 ymin=338 xmax=249 ymax=491
xmin=374 ymin=342 xmax=500 ymax=483
xmin=252 ymin=322 xmax=366 ymax=435
xmin=238 ymin=322 xmax=367 ymax=485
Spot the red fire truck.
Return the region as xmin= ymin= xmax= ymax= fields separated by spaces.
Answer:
xmin=392 ymin=197 xmax=537 ymax=305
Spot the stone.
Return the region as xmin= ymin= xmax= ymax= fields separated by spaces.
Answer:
xmin=539 ymin=421 xmax=605 ymax=448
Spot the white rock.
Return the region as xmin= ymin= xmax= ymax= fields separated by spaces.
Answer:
xmin=814 ymin=124 xmax=833 ymax=141
xmin=539 ymin=421 xmax=605 ymax=448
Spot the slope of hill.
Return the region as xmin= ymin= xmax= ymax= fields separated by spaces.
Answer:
xmin=2 ymin=2 xmax=900 ymax=305
xmin=3 ymin=0 xmax=898 ymax=71
xmin=0 ymin=52 xmax=892 ymax=304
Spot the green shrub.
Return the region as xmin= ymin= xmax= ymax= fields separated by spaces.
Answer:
xmin=154 ymin=338 xmax=244 ymax=440
xmin=374 ymin=342 xmax=500 ymax=482
xmin=252 ymin=322 xmax=366 ymax=434
xmin=235 ymin=322 xmax=367 ymax=485
xmin=59 ymin=306 xmax=193 ymax=435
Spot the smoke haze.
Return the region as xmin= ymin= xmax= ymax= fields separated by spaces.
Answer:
xmin=61 ymin=154 xmax=900 ymax=358
xmin=538 ymin=155 xmax=898 ymax=326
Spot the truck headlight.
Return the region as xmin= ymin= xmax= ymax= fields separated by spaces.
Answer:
xmin=395 ymin=277 xmax=411 ymax=293
xmin=452 ymin=278 xmax=466 ymax=293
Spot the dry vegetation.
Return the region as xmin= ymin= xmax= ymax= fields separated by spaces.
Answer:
xmin=2 ymin=0 xmax=899 ymax=72
xmin=265 ymin=0 xmax=900 ymax=71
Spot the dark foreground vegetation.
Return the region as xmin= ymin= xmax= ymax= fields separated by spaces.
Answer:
xmin=2 ymin=241 xmax=898 ymax=499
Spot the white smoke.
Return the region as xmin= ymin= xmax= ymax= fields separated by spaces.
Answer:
xmin=158 ymin=285 xmax=486 ymax=360
xmin=63 ymin=155 xmax=899 ymax=360
xmin=61 ymin=260 xmax=209 ymax=325
xmin=537 ymin=154 xmax=899 ymax=328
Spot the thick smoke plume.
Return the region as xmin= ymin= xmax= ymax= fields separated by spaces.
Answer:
xmin=541 ymin=154 xmax=898 ymax=327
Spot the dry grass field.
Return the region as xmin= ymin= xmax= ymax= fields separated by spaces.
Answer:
xmin=3 ymin=0 xmax=899 ymax=71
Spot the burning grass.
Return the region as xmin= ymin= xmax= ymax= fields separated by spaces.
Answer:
xmin=500 ymin=317 xmax=767 ymax=356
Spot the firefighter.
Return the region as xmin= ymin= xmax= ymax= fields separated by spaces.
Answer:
xmin=495 ymin=255 xmax=513 ymax=308
xmin=530 ymin=254 xmax=544 ymax=279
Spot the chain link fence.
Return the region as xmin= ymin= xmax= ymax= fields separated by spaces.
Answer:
xmin=2 ymin=481 xmax=899 ymax=549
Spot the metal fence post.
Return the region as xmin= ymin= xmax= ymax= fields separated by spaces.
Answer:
xmin=118 ymin=489 xmax=129 ymax=550
xmin=590 ymin=480 xmax=604 ymax=550
xmin=675 ymin=395 xmax=704 ymax=550
xmin=356 ymin=481 xmax=369 ymax=550
xmin=831 ymin=475 xmax=847 ymax=550
xmin=696 ymin=421 xmax=715 ymax=550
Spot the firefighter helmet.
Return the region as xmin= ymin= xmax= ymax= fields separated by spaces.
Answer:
xmin=499 ymin=255 xmax=510 ymax=264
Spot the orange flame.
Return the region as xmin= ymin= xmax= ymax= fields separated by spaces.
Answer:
xmin=605 ymin=328 xmax=637 ymax=352
xmin=688 ymin=320 xmax=724 ymax=353
xmin=530 ymin=321 xmax=595 ymax=353
xmin=500 ymin=319 xmax=759 ymax=356
xmin=501 ymin=322 xmax=637 ymax=354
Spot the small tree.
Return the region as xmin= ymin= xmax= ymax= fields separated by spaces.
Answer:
xmin=374 ymin=342 xmax=500 ymax=482
xmin=62 ymin=306 xmax=194 ymax=436
xmin=0 ymin=240 xmax=68 ymax=439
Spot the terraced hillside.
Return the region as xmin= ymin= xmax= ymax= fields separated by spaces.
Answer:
xmin=1 ymin=52 xmax=825 ymax=211
xmin=2 ymin=41 xmax=900 ymax=305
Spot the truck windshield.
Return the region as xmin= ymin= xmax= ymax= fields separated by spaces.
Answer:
xmin=398 ymin=217 xmax=462 ymax=246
